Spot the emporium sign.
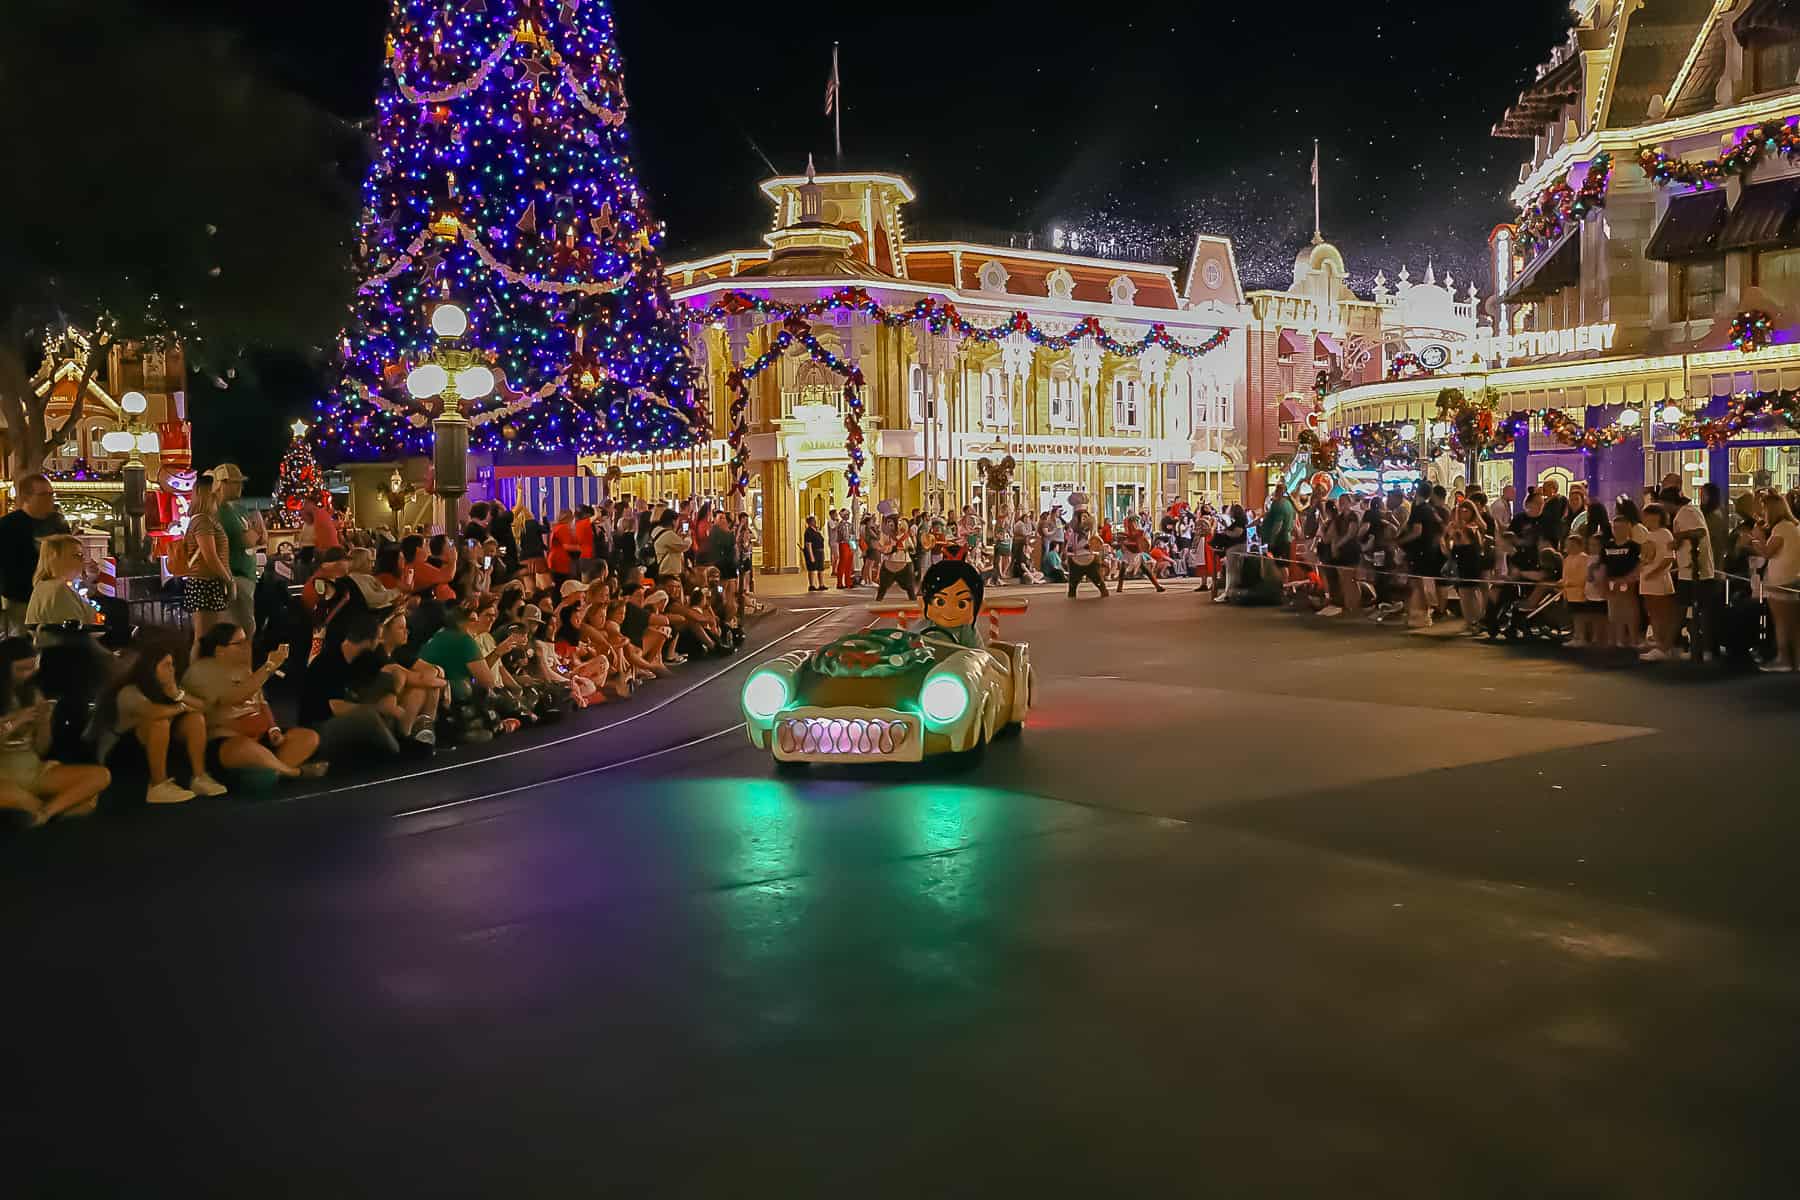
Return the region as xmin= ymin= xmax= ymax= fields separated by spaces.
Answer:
xmin=955 ymin=435 xmax=1170 ymax=463
xmin=1470 ymin=322 xmax=1617 ymax=362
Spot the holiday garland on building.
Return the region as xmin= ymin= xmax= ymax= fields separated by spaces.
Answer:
xmin=687 ymin=287 xmax=1230 ymax=361
xmin=319 ymin=0 xmax=700 ymax=462
xmin=1728 ymin=309 xmax=1774 ymax=353
xmin=271 ymin=423 xmax=330 ymax=526
xmin=1516 ymin=152 xmax=1612 ymax=258
xmin=1638 ymin=118 xmax=1800 ymax=188
xmin=1435 ymin=388 xmax=1515 ymax=457
xmin=723 ymin=315 xmax=864 ymax=496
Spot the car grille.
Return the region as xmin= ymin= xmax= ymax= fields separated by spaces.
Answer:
xmin=776 ymin=716 xmax=915 ymax=759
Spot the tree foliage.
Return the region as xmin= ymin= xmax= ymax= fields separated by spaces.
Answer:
xmin=0 ymin=0 xmax=361 ymax=476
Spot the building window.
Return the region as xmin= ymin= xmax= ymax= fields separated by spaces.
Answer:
xmin=1049 ymin=372 xmax=1077 ymax=428
xmin=1754 ymin=247 xmax=1800 ymax=309
xmin=1753 ymin=38 xmax=1800 ymax=93
xmin=1112 ymin=377 xmax=1141 ymax=430
xmin=981 ymin=368 xmax=1011 ymax=426
xmin=1675 ymin=258 xmax=1724 ymax=321
xmin=908 ymin=364 xmax=925 ymax=423
xmin=1215 ymin=385 xmax=1232 ymax=428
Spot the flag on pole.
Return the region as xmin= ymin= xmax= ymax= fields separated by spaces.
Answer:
xmin=824 ymin=45 xmax=840 ymax=115
xmin=1310 ymin=141 xmax=1319 ymax=187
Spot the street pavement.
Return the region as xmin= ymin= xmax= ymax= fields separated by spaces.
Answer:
xmin=4 ymin=580 xmax=1799 ymax=1196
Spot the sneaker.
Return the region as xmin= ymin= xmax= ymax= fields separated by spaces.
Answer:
xmin=1317 ymin=605 xmax=1343 ymax=617
xmin=189 ymin=774 xmax=229 ymax=797
xmin=146 ymin=780 xmax=196 ymax=805
xmin=1638 ymin=648 xmax=1668 ymax=663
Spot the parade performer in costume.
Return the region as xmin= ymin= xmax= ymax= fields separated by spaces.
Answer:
xmin=911 ymin=558 xmax=987 ymax=650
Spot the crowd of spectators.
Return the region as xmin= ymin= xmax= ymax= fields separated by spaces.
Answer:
xmin=1226 ymin=472 xmax=1800 ymax=670
xmin=0 ymin=467 xmax=762 ymax=829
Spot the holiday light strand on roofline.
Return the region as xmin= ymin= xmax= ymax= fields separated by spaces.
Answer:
xmin=1638 ymin=118 xmax=1800 ymax=188
xmin=688 ymin=287 xmax=1230 ymax=360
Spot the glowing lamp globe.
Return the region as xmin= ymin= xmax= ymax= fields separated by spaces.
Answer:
xmin=135 ymin=431 xmax=160 ymax=453
xmin=430 ymin=303 xmax=469 ymax=339
xmin=1400 ymin=423 xmax=1418 ymax=440
xmin=407 ymin=363 xmax=449 ymax=398
xmin=1659 ymin=404 xmax=1684 ymax=425
xmin=121 ymin=390 xmax=148 ymax=415
xmin=100 ymin=430 xmax=135 ymax=454
xmin=1618 ymin=408 xmax=1642 ymax=427
xmin=455 ymin=365 xmax=496 ymax=399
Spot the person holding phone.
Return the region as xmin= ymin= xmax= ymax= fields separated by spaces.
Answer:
xmin=0 ymin=636 xmax=110 ymax=825
xmin=184 ymin=624 xmax=326 ymax=779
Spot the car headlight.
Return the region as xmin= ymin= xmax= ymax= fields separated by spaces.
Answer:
xmin=919 ymin=673 xmax=970 ymax=726
xmin=743 ymin=671 xmax=789 ymax=721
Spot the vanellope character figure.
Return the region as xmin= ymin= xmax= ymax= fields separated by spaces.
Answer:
xmin=911 ymin=557 xmax=986 ymax=649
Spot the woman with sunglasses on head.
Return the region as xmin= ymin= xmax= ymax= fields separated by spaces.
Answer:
xmin=184 ymin=623 xmax=326 ymax=780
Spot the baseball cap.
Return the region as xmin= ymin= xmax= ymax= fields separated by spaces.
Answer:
xmin=559 ymin=579 xmax=586 ymax=598
xmin=522 ymin=603 xmax=543 ymax=622
xmin=207 ymin=463 xmax=247 ymax=483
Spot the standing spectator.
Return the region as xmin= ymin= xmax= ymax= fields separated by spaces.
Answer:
xmin=1538 ymin=477 xmax=1571 ymax=546
xmin=1636 ymin=504 xmax=1677 ymax=661
xmin=308 ymin=499 xmax=342 ymax=555
xmin=1700 ymin=482 xmax=1730 ymax=573
xmin=519 ymin=504 xmax=547 ymax=571
xmin=1397 ymin=484 xmax=1446 ymax=628
xmin=875 ymin=515 xmax=916 ymax=600
xmin=0 ymin=636 xmax=109 ymax=825
xmin=1488 ymin=483 xmax=1516 ymax=530
xmin=830 ymin=508 xmax=855 ymax=589
xmin=181 ymin=477 xmax=235 ymax=641
xmin=1662 ymin=476 xmax=1717 ymax=662
xmin=488 ymin=497 xmax=518 ymax=567
xmin=1602 ymin=514 xmax=1644 ymax=650
xmin=0 ymin=473 xmax=70 ymax=636
xmin=800 ymin=514 xmax=827 ymax=592
xmin=1752 ymin=492 xmax=1800 ymax=672
xmin=1261 ymin=484 xmax=1297 ymax=569
xmin=1447 ymin=500 xmax=1488 ymax=630
xmin=574 ymin=504 xmax=600 ymax=581
xmin=547 ymin=509 xmax=579 ymax=580
xmin=208 ymin=463 xmax=261 ymax=635
xmin=652 ymin=508 xmax=689 ymax=582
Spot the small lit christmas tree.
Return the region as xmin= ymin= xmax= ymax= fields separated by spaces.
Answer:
xmin=318 ymin=0 xmax=700 ymax=461
xmin=272 ymin=420 xmax=330 ymax=526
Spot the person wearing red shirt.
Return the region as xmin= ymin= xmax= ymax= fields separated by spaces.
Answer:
xmin=410 ymin=535 xmax=458 ymax=602
xmin=547 ymin=510 xmax=579 ymax=579
xmin=310 ymin=501 xmax=342 ymax=553
xmin=1115 ymin=517 xmax=1166 ymax=593
xmin=574 ymin=505 xmax=598 ymax=580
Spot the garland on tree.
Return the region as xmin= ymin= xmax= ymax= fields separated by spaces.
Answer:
xmin=1638 ymin=118 xmax=1800 ymax=188
xmin=1517 ymin=152 xmax=1612 ymax=257
xmin=687 ymin=287 xmax=1230 ymax=360
xmin=1728 ymin=309 xmax=1775 ymax=353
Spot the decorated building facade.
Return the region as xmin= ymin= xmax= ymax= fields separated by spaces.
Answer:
xmin=1325 ymin=0 xmax=1800 ymax=502
xmin=664 ymin=164 xmax=1249 ymax=572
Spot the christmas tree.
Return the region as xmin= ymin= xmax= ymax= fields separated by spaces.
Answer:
xmin=272 ymin=420 xmax=330 ymax=526
xmin=317 ymin=0 xmax=700 ymax=461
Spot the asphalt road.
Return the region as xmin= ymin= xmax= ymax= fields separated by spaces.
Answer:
xmin=5 ymin=583 xmax=1799 ymax=1197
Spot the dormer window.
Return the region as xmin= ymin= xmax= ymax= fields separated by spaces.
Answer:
xmin=1752 ymin=37 xmax=1800 ymax=93
xmin=1046 ymin=269 xmax=1075 ymax=301
xmin=977 ymin=260 xmax=1010 ymax=294
xmin=1108 ymin=274 xmax=1138 ymax=306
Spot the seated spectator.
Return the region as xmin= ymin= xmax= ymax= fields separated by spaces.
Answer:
xmin=658 ymin=572 xmax=721 ymax=656
xmin=24 ymin=534 xmax=99 ymax=635
xmin=0 ymin=636 xmax=109 ymax=826
xmin=419 ymin=605 xmax=504 ymax=742
xmin=95 ymin=635 xmax=228 ymax=805
xmin=299 ymin=609 xmax=411 ymax=762
xmin=369 ymin=608 xmax=445 ymax=743
xmin=184 ymin=624 xmax=325 ymax=781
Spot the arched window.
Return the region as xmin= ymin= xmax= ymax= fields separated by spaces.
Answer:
xmin=1049 ymin=368 xmax=1077 ymax=429
xmin=1112 ymin=376 xmax=1141 ymax=430
xmin=981 ymin=368 xmax=1010 ymax=426
xmin=908 ymin=363 xmax=925 ymax=423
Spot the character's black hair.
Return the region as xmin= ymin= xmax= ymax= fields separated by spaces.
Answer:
xmin=919 ymin=557 xmax=984 ymax=616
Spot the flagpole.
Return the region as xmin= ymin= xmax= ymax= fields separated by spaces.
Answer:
xmin=832 ymin=43 xmax=842 ymax=164
xmin=1312 ymin=138 xmax=1322 ymax=244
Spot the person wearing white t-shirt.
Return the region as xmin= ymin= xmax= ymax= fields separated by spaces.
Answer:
xmin=1752 ymin=492 xmax=1800 ymax=671
xmin=1659 ymin=479 xmax=1717 ymax=662
xmin=1636 ymin=504 xmax=1678 ymax=661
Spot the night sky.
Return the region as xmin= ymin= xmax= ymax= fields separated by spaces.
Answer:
xmin=150 ymin=0 xmax=1576 ymax=470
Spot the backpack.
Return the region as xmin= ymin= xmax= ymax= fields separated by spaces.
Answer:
xmin=168 ymin=532 xmax=195 ymax=578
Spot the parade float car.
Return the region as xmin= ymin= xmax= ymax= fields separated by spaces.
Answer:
xmin=741 ymin=614 xmax=1032 ymax=767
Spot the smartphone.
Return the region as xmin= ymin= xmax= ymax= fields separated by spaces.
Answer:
xmin=483 ymin=556 xmax=493 ymax=570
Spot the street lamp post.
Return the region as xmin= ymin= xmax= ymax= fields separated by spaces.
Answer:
xmin=101 ymin=389 xmax=158 ymax=574
xmin=406 ymin=301 xmax=495 ymax=532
